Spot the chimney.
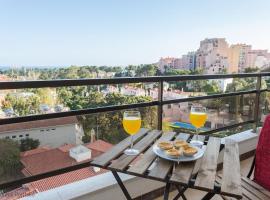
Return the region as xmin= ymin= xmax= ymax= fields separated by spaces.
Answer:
xmin=69 ymin=145 xmax=91 ymax=162
xmin=90 ymin=129 xmax=96 ymax=143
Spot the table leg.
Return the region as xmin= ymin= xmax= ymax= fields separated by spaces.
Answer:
xmin=163 ymin=182 xmax=171 ymax=200
xmin=201 ymin=192 xmax=215 ymax=200
xmin=173 ymin=185 xmax=188 ymax=200
xmin=111 ymin=170 xmax=132 ymax=200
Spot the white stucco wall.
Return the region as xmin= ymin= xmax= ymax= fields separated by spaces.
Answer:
xmin=0 ymin=124 xmax=84 ymax=148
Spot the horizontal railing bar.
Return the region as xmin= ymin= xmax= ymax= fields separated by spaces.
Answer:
xmin=0 ymin=101 xmax=158 ymax=125
xmin=0 ymin=121 xmax=255 ymax=190
xmin=201 ymin=120 xmax=255 ymax=135
xmin=162 ymin=90 xmax=258 ymax=105
xmin=0 ymin=73 xmax=269 ymax=89
xmin=0 ymin=88 xmax=265 ymax=126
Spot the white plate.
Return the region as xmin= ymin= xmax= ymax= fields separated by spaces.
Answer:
xmin=152 ymin=144 xmax=205 ymax=162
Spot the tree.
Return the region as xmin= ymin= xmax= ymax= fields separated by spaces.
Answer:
xmin=71 ymin=91 xmax=157 ymax=144
xmin=2 ymin=93 xmax=41 ymax=116
xmin=20 ymin=138 xmax=40 ymax=151
xmin=244 ymin=67 xmax=260 ymax=73
xmin=0 ymin=139 xmax=21 ymax=176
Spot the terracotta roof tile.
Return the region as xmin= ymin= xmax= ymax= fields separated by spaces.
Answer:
xmin=20 ymin=147 xmax=51 ymax=157
xmin=58 ymin=144 xmax=75 ymax=152
xmin=3 ymin=140 xmax=113 ymax=199
xmin=86 ymin=139 xmax=113 ymax=153
xmin=21 ymin=148 xmax=78 ymax=176
xmin=21 ymin=140 xmax=113 ymax=176
xmin=28 ymin=167 xmax=107 ymax=192
xmin=0 ymin=185 xmax=37 ymax=200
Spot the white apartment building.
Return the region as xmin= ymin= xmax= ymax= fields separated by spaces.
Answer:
xmin=196 ymin=38 xmax=230 ymax=74
xmin=157 ymin=57 xmax=181 ymax=72
xmin=225 ymin=44 xmax=270 ymax=73
xmin=0 ymin=116 xmax=84 ymax=148
xmin=181 ymin=52 xmax=196 ymax=71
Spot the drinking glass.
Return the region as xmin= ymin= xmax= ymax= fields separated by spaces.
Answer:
xmin=189 ymin=106 xmax=207 ymax=148
xmin=123 ymin=111 xmax=141 ymax=155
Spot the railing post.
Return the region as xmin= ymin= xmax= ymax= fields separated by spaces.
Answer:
xmin=158 ymin=80 xmax=163 ymax=130
xmin=253 ymin=75 xmax=262 ymax=133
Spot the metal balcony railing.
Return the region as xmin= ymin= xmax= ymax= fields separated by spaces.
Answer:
xmin=0 ymin=72 xmax=269 ymax=190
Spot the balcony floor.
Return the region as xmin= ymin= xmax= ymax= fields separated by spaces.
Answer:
xmin=155 ymin=156 xmax=254 ymax=200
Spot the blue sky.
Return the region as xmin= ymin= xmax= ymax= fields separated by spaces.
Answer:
xmin=1 ymin=0 xmax=270 ymax=66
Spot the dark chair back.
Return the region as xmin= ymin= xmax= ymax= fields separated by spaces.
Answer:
xmin=254 ymin=114 xmax=270 ymax=190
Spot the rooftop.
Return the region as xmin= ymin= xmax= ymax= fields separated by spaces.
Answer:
xmin=21 ymin=140 xmax=112 ymax=176
xmin=0 ymin=116 xmax=79 ymax=133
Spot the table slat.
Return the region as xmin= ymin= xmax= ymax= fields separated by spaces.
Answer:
xmin=147 ymin=159 xmax=172 ymax=181
xmin=176 ymin=132 xmax=190 ymax=141
xmin=91 ymin=128 xmax=149 ymax=167
xmin=148 ymin=133 xmax=189 ymax=181
xmin=221 ymin=139 xmax=242 ymax=198
xmin=194 ymin=137 xmax=221 ymax=191
xmin=128 ymin=131 xmax=176 ymax=175
xmin=109 ymin=130 xmax=162 ymax=171
xmin=170 ymin=137 xmax=206 ymax=185
xmin=191 ymin=134 xmax=206 ymax=143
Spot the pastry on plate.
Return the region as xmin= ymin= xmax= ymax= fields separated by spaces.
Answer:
xmin=183 ymin=146 xmax=198 ymax=157
xmin=157 ymin=141 xmax=173 ymax=150
xmin=166 ymin=148 xmax=181 ymax=157
xmin=174 ymin=140 xmax=188 ymax=149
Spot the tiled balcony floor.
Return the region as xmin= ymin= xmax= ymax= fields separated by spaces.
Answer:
xmin=155 ymin=157 xmax=254 ymax=200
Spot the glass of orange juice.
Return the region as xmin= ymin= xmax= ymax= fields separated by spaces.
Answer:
xmin=123 ymin=110 xmax=141 ymax=155
xmin=189 ymin=106 xmax=207 ymax=148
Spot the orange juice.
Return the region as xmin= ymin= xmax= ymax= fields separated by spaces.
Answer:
xmin=189 ymin=112 xmax=207 ymax=128
xmin=123 ymin=117 xmax=141 ymax=135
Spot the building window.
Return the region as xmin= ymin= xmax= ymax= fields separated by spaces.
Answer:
xmin=40 ymin=130 xmax=44 ymax=132
xmin=167 ymin=105 xmax=171 ymax=109
xmin=26 ymin=134 xmax=29 ymax=137
xmin=19 ymin=135 xmax=23 ymax=137
xmin=5 ymin=136 xmax=10 ymax=139
xmin=46 ymin=129 xmax=50 ymax=131
xmin=12 ymin=135 xmax=16 ymax=138
xmin=51 ymin=128 xmax=55 ymax=131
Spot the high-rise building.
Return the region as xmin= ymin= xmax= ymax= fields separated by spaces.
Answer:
xmin=157 ymin=38 xmax=270 ymax=74
xmin=196 ymin=38 xmax=230 ymax=74
xmin=228 ymin=44 xmax=249 ymax=73
xmin=181 ymin=52 xmax=196 ymax=70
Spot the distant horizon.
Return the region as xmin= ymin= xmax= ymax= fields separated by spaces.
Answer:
xmin=1 ymin=1 xmax=270 ymax=66
xmin=1 ymin=36 xmax=270 ymax=68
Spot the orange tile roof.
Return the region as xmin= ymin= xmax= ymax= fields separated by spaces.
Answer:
xmin=28 ymin=167 xmax=107 ymax=192
xmin=0 ymin=185 xmax=37 ymax=200
xmin=86 ymin=139 xmax=113 ymax=153
xmin=0 ymin=116 xmax=78 ymax=133
xmin=20 ymin=147 xmax=51 ymax=157
xmin=21 ymin=148 xmax=80 ymax=176
xmin=0 ymin=167 xmax=107 ymax=200
xmin=4 ymin=140 xmax=113 ymax=199
xmin=20 ymin=140 xmax=113 ymax=176
xmin=58 ymin=144 xmax=75 ymax=152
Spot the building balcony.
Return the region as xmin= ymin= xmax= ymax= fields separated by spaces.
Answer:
xmin=0 ymin=73 xmax=269 ymax=200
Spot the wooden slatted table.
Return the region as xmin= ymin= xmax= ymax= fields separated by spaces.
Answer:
xmin=91 ymin=129 xmax=242 ymax=200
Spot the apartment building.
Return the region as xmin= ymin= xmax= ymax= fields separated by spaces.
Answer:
xmin=196 ymin=38 xmax=230 ymax=74
xmin=0 ymin=116 xmax=84 ymax=148
xmin=157 ymin=38 xmax=270 ymax=74
xmin=157 ymin=57 xmax=181 ymax=72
